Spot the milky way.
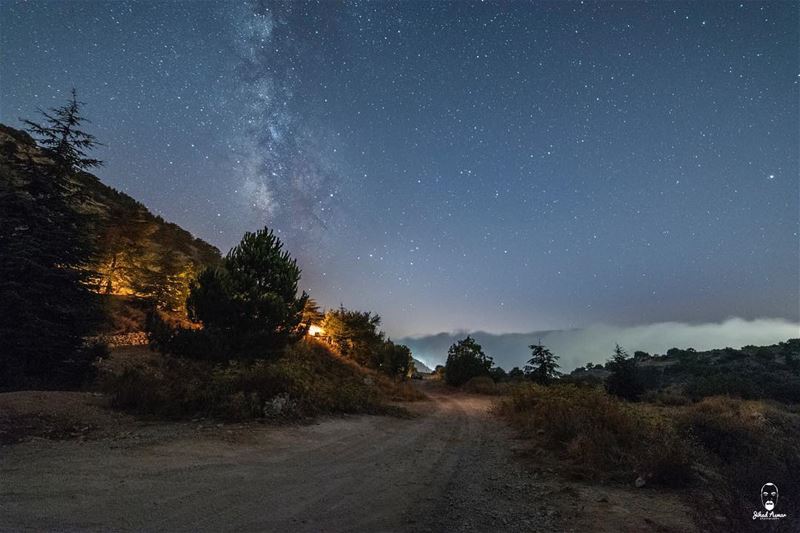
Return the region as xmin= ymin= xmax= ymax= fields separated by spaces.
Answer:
xmin=1 ymin=1 xmax=798 ymax=338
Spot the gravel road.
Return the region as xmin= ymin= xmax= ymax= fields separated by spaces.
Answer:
xmin=1 ymin=385 xmax=565 ymax=532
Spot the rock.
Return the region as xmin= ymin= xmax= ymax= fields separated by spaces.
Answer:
xmin=635 ymin=476 xmax=646 ymax=488
xmin=264 ymin=393 xmax=291 ymax=416
xmin=597 ymin=494 xmax=609 ymax=503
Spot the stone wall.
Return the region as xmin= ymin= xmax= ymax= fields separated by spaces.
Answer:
xmin=96 ymin=331 xmax=149 ymax=348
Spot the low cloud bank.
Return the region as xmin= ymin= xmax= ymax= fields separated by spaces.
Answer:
xmin=400 ymin=318 xmax=800 ymax=372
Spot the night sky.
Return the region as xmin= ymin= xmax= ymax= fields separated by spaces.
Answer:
xmin=2 ymin=1 xmax=798 ymax=338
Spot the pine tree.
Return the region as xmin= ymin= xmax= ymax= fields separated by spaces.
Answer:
xmin=183 ymin=227 xmax=309 ymax=359
xmin=302 ymin=297 xmax=324 ymax=326
xmin=1 ymin=93 xmax=103 ymax=388
xmin=524 ymin=342 xmax=561 ymax=385
xmin=21 ymin=88 xmax=103 ymax=175
xmin=605 ymin=344 xmax=644 ymax=401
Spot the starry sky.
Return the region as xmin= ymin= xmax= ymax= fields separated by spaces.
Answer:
xmin=2 ymin=1 xmax=798 ymax=338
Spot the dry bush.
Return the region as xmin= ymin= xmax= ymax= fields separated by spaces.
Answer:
xmin=462 ymin=376 xmax=497 ymax=394
xmin=676 ymin=397 xmax=800 ymax=532
xmin=499 ymin=384 xmax=800 ymax=531
xmin=103 ymin=338 xmax=421 ymax=420
xmin=640 ymin=388 xmax=691 ymax=406
xmin=499 ymin=384 xmax=693 ymax=485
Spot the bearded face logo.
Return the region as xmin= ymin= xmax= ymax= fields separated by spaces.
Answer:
xmin=761 ymin=483 xmax=778 ymax=511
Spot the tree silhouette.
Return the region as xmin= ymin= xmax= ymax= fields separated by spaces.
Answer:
xmin=302 ymin=297 xmax=324 ymax=327
xmin=1 ymin=95 xmax=104 ymax=388
xmin=524 ymin=342 xmax=561 ymax=385
xmin=508 ymin=366 xmax=525 ymax=380
xmin=185 ymin=227 xmax=308 ymax=358
xmin=605 ymin=344 xmax=644 ymax=401
xmin=380 ymin=340 xmax=414 ymax=378
xmin=21 ymin=88 xmax=103 ymax=175
xmin=445 ymin=336 xmax=493 ymax=386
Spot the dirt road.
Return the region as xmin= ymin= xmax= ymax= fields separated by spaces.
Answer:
xmin=0 ymin=386 xmax=564 ymax=532
xmin=1 ymin=385 xmax=695 ymax=532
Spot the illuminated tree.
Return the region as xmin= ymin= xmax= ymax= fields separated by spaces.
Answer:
xmin=321 ymin=306 xmax=384 ymax=367
xmin=302 ymin=297 xmax=324 ymax=326
xmin=444 ymin=336 xmax=493 ymax=386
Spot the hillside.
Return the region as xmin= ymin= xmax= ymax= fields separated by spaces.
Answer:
xmin=569 ymin=338 xmax=800 ymax=403
xmin=0 ymin=123 xmax=220 ymax=331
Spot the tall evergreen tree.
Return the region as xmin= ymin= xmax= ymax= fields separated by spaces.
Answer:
xmin=524 ymin=342 xmax=561 ymax=384
xmin=21 ymin=88 xmax=103 ymax=175
xmin=605 ymin=344 xmax=644 ymax=401
xmin=1 ymin=92 xmax=103 ymax=389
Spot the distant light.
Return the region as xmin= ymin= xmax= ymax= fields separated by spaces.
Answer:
xmin=308 ymin=324 xmax=325 ymax=336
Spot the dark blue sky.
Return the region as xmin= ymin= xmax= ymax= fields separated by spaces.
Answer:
xmin=2 ymin=1 xmax=798 ymax=337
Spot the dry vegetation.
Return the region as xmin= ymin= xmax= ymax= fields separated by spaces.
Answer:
xmin=498 ymin=383 xmax=800 ymax=532
xmin=101 ymin=338 xmax=423 ymax=421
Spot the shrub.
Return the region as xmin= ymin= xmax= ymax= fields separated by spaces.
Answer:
xmin=677 ymin=397 xmax=800 ymax=532
xmin=685 ymin=371 xmax=800 ymax=404
xmin=489 ymin=366 xmax=508 ymax=382
xmin=640 ymin=389 xmax=690 ymax=406
xmin=499 ymin=384 xmax=693 ymax=485
xmin=103 ymin=339 xmax=417 ymax=420
xmin=463 ymin=376 xmax=497 ymax=394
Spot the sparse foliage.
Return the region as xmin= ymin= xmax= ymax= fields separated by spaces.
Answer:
xmin=21 ymin=89 xmax=103 ymax=175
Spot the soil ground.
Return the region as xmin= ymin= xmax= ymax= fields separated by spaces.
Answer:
xmin=0 ymin=383 xmax=696 ymax=532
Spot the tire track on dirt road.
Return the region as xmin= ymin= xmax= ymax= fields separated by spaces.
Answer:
xmin=0 ymin=385 xmax=564 ymax=532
